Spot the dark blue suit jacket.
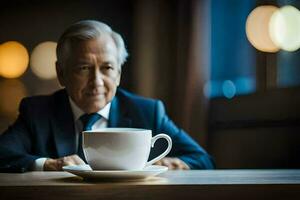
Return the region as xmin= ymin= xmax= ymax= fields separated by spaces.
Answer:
xmin=0 ymin=88 xmax=215 ymax=172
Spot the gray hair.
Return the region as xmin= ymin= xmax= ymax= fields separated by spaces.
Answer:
xmin=56 ymin=20 xmax=128 ymax=68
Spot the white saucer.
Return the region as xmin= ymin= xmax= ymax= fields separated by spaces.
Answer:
xmin=63 ymin=164 xmax=168 ymax=180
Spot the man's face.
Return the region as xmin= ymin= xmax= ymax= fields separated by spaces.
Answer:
xmin=56 ymin=35 xmax=121 ymax=113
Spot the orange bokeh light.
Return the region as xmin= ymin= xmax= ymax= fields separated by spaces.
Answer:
xmin=0 ymin=41 xmax=29 ymax=78
xmin=246 ymin=5 xmax=280 ymax=53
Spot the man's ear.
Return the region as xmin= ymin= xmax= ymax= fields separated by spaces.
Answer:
xmin=56 ymin=61 xmax=66 ymax=87
xmin=116 ymin=67 xmax=122 ymax=86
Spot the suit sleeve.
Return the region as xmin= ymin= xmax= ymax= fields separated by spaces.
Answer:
xmin=0 ymin=99 xmax=40 ymax=172
xmin=154 ymin=100 xmax=215 ymax=169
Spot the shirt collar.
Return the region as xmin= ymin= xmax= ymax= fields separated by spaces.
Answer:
xmin=68 ymin=97 xmax=111 ymax=121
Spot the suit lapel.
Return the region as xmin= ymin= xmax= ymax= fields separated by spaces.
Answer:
xmin=51 ymin=89 xmax=132 ymax=158
xmin=108 ymin=90 xmax=132 ymax=128
xmin=51 ymin=90 xmax=77 ymax=157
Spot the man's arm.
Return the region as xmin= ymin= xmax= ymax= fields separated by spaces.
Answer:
xmin=154 ymin=157 xmax=190 ymax=170
xmin=30 ymin=157 xmax=48 ymax=171
xmin=154 ymin=100 xmax=215 ymax=169
xmin=0 ymin=98 xmax=86 ymax=172
xmin=43 ymin=155 xmax=85 ymax=171
xmin=0 ymin=99 xmax=40 ymax=172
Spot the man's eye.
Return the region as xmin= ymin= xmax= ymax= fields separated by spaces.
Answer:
xmin=102 ymin=66 xmax=114 ymax=70
xmin=78 ymin=66 xmax=90 ymax=71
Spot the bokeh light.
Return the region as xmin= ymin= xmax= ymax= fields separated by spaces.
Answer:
xmin=203 ymin=81 xmax=222 ymax=98
xmin=269 ymin=5 xmax=300 ymax=52
xmin=0 ymin=41 xmax=29 ymax=78
xmin=30 ymin=41 xmax=57 ymax=80
xmin=0 ymin=79 xmax=27 ymax=117
xmin=203 ymin=81 xmax=211 ymax=98
xmin=222 ymin=80 xmax=236 ymax=99
xmin=246 ymin=5 xmax=279 ymax=52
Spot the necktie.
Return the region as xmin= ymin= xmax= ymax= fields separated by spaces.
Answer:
xmin=78 ymin=113 xmax=102 ymax=161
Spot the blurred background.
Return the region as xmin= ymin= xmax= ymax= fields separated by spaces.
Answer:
xmin=0 ymin=0 xmax=300 ymax=169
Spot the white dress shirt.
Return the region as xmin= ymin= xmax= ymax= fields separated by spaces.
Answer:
xmin=31 ymin=97 xmax=111 ymax=171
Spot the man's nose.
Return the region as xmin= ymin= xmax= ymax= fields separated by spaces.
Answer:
xmin=90 ymin=68 xmax=104 ymax=86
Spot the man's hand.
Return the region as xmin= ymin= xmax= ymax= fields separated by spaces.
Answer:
xmin=44 ymin=154 xmax=85 ymax=171
xmin=154 ymin=157 xmax=190 ymax=170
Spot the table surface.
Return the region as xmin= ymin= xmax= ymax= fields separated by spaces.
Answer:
xmin=1 ymin=170 xmax=300 ymax=200
xmin=1 ymin=169 xmax=300 ymax=186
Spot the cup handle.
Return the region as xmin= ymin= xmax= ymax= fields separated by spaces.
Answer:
xmin=145 ymin=133 xmax=172 ymax=166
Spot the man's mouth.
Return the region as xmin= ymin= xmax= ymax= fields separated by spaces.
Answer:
xmin=86 ymin=89 xmax=106 ymax=96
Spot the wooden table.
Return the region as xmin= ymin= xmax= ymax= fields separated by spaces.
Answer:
xmin=0 ymin=170 xmax=300 ymax=200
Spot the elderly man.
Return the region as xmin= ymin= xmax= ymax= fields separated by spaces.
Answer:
xmin=0 ymin=20 xmax=214 ymax=172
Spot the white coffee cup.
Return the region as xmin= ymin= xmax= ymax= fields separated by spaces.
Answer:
xmin=82 ymin=128 xmax=172 ymax=170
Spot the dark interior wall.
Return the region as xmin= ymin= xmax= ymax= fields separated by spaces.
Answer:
xmin=208 ymin=87 xmax=300 ymax=168
xmin=210 ymin=128 xmax=300 ymax=169
xmin=0 ymin=0 xmax=133 ymax=52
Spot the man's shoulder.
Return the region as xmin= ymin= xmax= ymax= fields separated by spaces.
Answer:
xmin=116 ymin=88 xmax=159 ymax=106
xmin=21 ymin=89 xmax=67 ymax=109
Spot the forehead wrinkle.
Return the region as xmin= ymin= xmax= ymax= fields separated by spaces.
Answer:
xmin=76 ymin=52 xmax=117 ymax=69
xmin=81 ymin=34 xmax=117 ymax=52
xmin=68 ymin=36 xmax=119 ymax=67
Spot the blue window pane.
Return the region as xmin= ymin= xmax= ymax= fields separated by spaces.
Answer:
xmin=210 ymin=0 xmax=256 ymax=98
xmin=276 ymin=1 xmax=300 ymax=88
xmin=277 ymin=51 xmax=300 ymax=87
